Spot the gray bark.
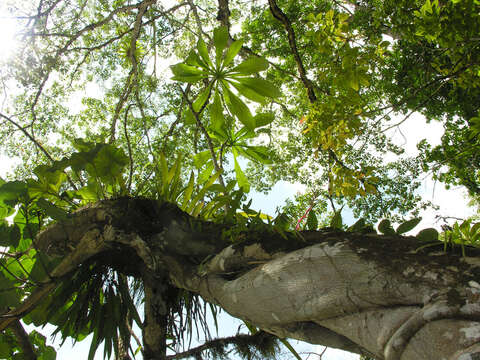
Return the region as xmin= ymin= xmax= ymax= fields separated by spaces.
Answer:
xmin=2 ymin=198 xmax=480 ymax=360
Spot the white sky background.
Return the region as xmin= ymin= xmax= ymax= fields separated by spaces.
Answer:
xmin=0 ymin=3 xmax=477 ymax=360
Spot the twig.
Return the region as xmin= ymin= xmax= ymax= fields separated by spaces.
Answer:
xmin=123 ymin=104 xmax=135 ymax=193
xmin=0 ymin=112 xmax=54 ymax=162
xmin=178 ymin=85 xmax=224 ymax=179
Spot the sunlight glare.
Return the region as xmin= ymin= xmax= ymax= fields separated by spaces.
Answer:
xmin=0 ymin=8 xmax=18 ymax=62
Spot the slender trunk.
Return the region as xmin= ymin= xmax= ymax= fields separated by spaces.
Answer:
xmin=142 ymin=273 xmax=170 ymax=360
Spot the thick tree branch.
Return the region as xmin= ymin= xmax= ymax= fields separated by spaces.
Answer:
xmin=1 ymin=198 xmax=479 ymax=359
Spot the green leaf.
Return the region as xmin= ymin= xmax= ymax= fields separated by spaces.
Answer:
xmin=118 ymin=276 xmax=142 ymax=327
xmin=223 ymin=40 xmax=243 ymax=67
xmin=417 ymin=228 xmax=439 ymax=242
xmin=0 ymin=337 xmax=12 ymax=357
xmin=235 ymin=145 xmax=272 ymax=164
xmin=396 ymin=218 xmax=421 ymax=235
xmin=459 ymin=220 xmax=471 ymax=238
xmin=470 ymin=222 xmax=480 ymax=237
xmin=273 ymin=213 xmax=290 ymax=230
xmin=0 ymin=181 xmax=28 ymax=206
xmin=233 ymin=154 xmax=250 ymax=193
xmin=32 ymin=166 xmax=67 ymax=195
xmin=166 ymin=154 xmax=183 ymax=200
xmin=254 ymin=113 xmax=275 ymax=128
xmin=233 ymin=126 xmax=256 ymax=141
xmin=181 ymin=172 xmax=195 ymax=209
xmin=29 ymin=252 xmax=61 ymax=283
xmin=185 ymin=50 xmax=209 ymax=69
xmin=0 ymin=205 xmax=14 ymax=220
xmin=197 ymin=38 xmax=213 ymax=68
xmin=0 ymin=272 xmax=20 ymax=308
xmin=158 ymin=152 xmax=169 ymax=188
xmin=93 ymin=144 xmax=128 ymax=180
xmin=197 ymin=161 xmax=214 ymax=184
xmin=184 ymin=107 xmax=196 ymax=125
xmin=347 ymin=218 xmax=366 ymax=232
xmin=235 ymin=77 xmax=282 ymax=98
xmin=231 ymin=57 xmax=268 ymax=75
xmin=306 ymin=209 xmax=318 ymax=230
xmin=330 ymin=210 xmax=343 ymax=229
xmin=347 ymin=71 xmax=359 ymax=91
xmin=214 ymin=26 xmax=229 ymax=65
xmin=378 ymin=219 xmax=395 ymax=235
xmin=36 ymin=198 xmax=68 ymax=221
xmin=170 ymin=63 xmax=206 ymax=83
xmin=88 ymin=324 xmax=101 ymax=360
xmin=229 ymin=80 xmax=267 ymax=103
xmin=223 ymin=86 xmax=254 ymax=130
xmin=72 ymin=138 xmax=96 ymax=152
xmin=187 ymin=171 xmax=222 ymax=213
xmin=193 ymin=150 xmax=212 ymax=169
xmin=0 ymin=223 xmax=21 ymax=248
xmin=74 ymin=182 xmax=100 ymax=202
xmin=39 ymin=346 xmax=57 ymax=360
xmin=210 ymin=92 xmax=228 ymax=139
xmin=192 ymin=83 xmax=212 ymax=112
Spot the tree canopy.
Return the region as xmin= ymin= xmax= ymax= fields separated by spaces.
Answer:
xmin=0 ymin=0 xmax=479 ymax=359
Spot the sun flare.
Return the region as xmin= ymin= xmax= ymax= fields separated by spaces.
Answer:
xmin=0 ymin=9 xmax=19 ymax=62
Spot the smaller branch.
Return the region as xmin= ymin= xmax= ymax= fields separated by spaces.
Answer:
xmin=9 ymin=320 xmax=37 ymax=360
xmin=160 ymin=85 xmax=190 ymax=153
xmin=380 ymin=80 xmax=448 ymax=133
xmin=0 ymin=112 xmax=54 ymax=162
xmin=178 ymin=85 xmax=226 ymax=188
xmin=267 ymin=0 xmax=317 ymax=103
xmin=123 ymin=104 xmax=135 ymax=193
xmin=0 ymin=283 xmax=56 ymax=331
xmin=186 ymin=0 xmax=211 ymax=41
xmin=0 ymin=113 xmax=78 ymax=190
xmin=109 ymin=71 xmax=135 ymax=143
xmin=126 ymin=316 xmax=142 ymax=350
xmin=110 ymin=1 xmax=154 ymax=143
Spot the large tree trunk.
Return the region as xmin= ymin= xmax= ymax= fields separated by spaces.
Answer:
xmin=2 ymin=198 xmax=480 ymax=360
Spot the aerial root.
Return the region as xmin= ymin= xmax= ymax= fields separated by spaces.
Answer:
xmin=384 ymin=300 xmax=463 ymax=360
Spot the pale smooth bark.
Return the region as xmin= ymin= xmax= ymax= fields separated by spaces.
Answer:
xmin=2 ymin=198 xmax=479 ymax=360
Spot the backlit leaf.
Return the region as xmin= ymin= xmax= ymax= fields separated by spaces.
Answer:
xmin=235 ymin=77 xmax=282 ymax=98
xmin=231 ymin=57 xmax=268 ymax=75
xmin=378 ymin=219 xmax=395 ymax=235
xmin=171 ymin=63 xmax=206 ymax=83
xmin=306 ymin=209 xmax=318 ymax=230
xmin=223 ymin=86 xmax=254 ymax=130
xmin=214 ymin=26 xmax=229 ymax=65
xmin=233 ymin=154 xmax=250 ymax=193
xmin=396 ymin=218 xmax=421 ymax=235
xmin=417 ymin=228 xmax=439 ymax=242
xmin=223 ymin=40 xmax=243 ymax=67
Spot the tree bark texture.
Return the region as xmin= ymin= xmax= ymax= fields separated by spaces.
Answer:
xmin=2 ymin=198 xmax=480 ymax=360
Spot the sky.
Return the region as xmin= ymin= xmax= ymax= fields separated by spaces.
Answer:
xmin=0 ymin=3 xmax=477 ymax=360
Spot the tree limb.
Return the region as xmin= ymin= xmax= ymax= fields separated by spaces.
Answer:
xmin=267 ymin=0 xmax=317 ymax=103
xmin=9 ymin=320 xmax=37 ymax=360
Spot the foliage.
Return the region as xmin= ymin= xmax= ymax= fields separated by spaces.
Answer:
xmin=0 ymin=0 xmax=479 ymax=358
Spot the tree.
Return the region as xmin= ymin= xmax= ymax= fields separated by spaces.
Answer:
xmin=0 ymin=0 xmax=479 ymax=359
